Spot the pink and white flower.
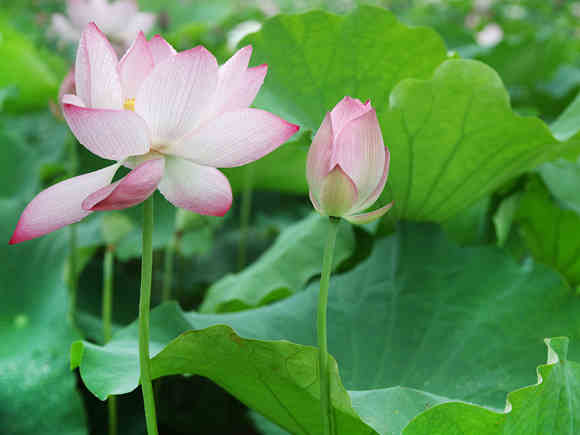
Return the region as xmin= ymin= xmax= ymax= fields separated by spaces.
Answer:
xmin=51 ymin=0 xmax=155 ymax=51
xmin=10 ymin=23 xmax=298 ymax=244
xmin=306 ymin=97 xmax=392 ymax=224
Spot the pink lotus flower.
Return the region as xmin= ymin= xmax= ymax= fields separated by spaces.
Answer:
xmin=51 ymin=0 xmax=155 ymax=51
xmin=10 ymin=23 xmax=299 ymax=244
xmin=306 ymin=97 xmax=392 ymax=224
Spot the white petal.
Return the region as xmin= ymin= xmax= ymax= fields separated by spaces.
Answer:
xmin=135 ymin=46 xmax=218 ymax=145
xmin=170 ymin=108 xmax=299 ymax=167
xmin=119 ymin=31 xmax=154 ymax=99
xmin=75 ymin=23 xmax=122 ymax=109
xmin=158 ymin=156 xmax=232 ymax=216
xmin=9 ymin=163 xmax=120 ymax=244
xmin=63 ymin=103 xmax=150 ymax=160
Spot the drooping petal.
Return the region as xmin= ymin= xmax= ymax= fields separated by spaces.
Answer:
xmin=119 ymin=31 xmax=154 ymax=100
xmin=316 ymin=164 xmax=358 ymax=217
xmin=58 ymin=68 xmax=76 ymax=105
xmin=329 ymin=96 xmax=371 ymax=138
xmin=306 ymin=112 xmax=333 ymax=193
xmin=345 ymin=201 xmax=394 ymax=225
xmin=170 ymin=108 xmax=299 ymax=167
xmin=332 ymin=108 xmax=385 ymax=201
xmin=350 ymin=150 xmax=390 ymax=214
xmin=9 ymin=163 xmax=120 ymax=244
xmin=63 ymin=103 xmax=150 ymax=160
xmin=83 ymin=158 xmax=164 ymax=211
xmin=147 ymin=35 xmax=176 ymax=65
xmin=119 ymin=12 xmax=157 ymax=44
xmin=51 ymin=14 xmax=80 ymax=43
xmin=75 ymin=23 xmax=122 ymax=109
xmin=158 ymin=156 xmax=232 ymax=216
xmin=135 ymin=46 xmax=218 ymax=145
xmin=62 ymin=93 xmax=85 ymax=107
xmin=206 ymin=46 xmax=267 ymax=119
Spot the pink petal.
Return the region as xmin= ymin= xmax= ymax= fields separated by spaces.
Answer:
xmin=9 ymin=163 xmax=120 ymax=244
xmin=147 ymin=35 xmax=176 ymax=65
xmin=62 ymin=93 xmax=85 ymax=107
xmin=58 ymin=68 xmax=76 ymax=105
xmin=345 ymin=201 xmax=394 ymax=225
xmin=75 ymin=23 xmax=122 ymax=109
xmin=83 ymin=158 xmax=165 ymax=211
xmin=63 ymin=103 xmax=150 ymax=160
xmin=135 ymin=46 xmax=218 ymax=145
xmin=119 ymin=31 xmax=154 ymax=100
xmin=158 ymin=156 xmax=232 ymax=216
xmin=170 ymin=108 xmax=299 ymax=168
xmin=332 ymin=108 xmax=385 ymax=202
xmin=329 ymin=96 xmax=371 ymax=139
xmin=351 ymin=150 xmax=390 ymax=214
xmin=306 ymin=112 xmax=333 ymax=193
xmin=316 ymin=164 xmax=358 ymax=217
xmin=207 ymin=46 xmax=267 ymax=119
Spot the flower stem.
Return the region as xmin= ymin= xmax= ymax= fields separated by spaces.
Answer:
xmin=161 ymin=232 xmax=176 ymax=302
xmin=103 ymin=247 xmax=114 ymax=343
xmin=317 ymin=216 xmax=340 ymax=435
xmin=238 ymin=165 xmax=254 ymax=271
xmin=139 ymin=195 xmax=159 ymax=435
xmin=103 ymin=246 xmax=117 ymax=435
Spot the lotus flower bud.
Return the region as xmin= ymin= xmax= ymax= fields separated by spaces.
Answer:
xmin=306 ymin=96 xmax=392 ymax=224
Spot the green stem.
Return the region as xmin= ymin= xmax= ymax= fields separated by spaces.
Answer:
xmin=103 ymin=247 xmax=114 ymax=343
xmin=237 ymin=165 xmax=254 ymax=271
xmin=139 ymin=196 xmax=159 ymax=435
xmin=161 ymin=233 xmax=176 ymax=302
xmin=108 ymin=397 xmax=118 ymax=435
xmin=68 ymin=224 xmax=78 ymax=325
xmin=317 ymin=216 xmax=340 ymax=435
xmin=102 ymin=247 xmax=117 ymax=435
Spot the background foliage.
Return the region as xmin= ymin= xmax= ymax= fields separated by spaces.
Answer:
xmin=1 ymin=0 xmax=580 ymax=434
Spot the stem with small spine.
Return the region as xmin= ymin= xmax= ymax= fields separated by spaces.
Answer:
xmin=139 ymin=196 xmax=159 ymax=435
xmin=317 ymin=216 xmax=340 ymax=435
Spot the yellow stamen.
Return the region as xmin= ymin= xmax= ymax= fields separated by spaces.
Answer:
xmin=123 ymin=98 xmax=135 ymax=111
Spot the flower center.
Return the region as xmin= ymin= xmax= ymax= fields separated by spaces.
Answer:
xmin=123 ymin=98 xmax=135 ymax=111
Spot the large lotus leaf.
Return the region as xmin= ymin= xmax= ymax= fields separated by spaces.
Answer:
xmin=403 ymin=337 xmax=580 ymax=434
xmin=72 ymin=222 xmax=580 ymax=434
xmin=229 ymin=7 xmax=575 ymax=223
xmin=550 ymin=91 xmax=580 ymax=142
xmin=539 ymin=159 xmax=580 ymax=215
xmin=514 ymin=179 xmax=580 ymax=286
xmin=199 ymin=213 xmax=355 ymax=313
xmin=246 ymin=6 xmax=447 ymax=131
xmin=379 ymin=59 xmax=574 ymax=221
xmin=0 ymin=202 xmax=87 ymax=434
xmin=223 ymin=5 xmax=447 ymax=195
